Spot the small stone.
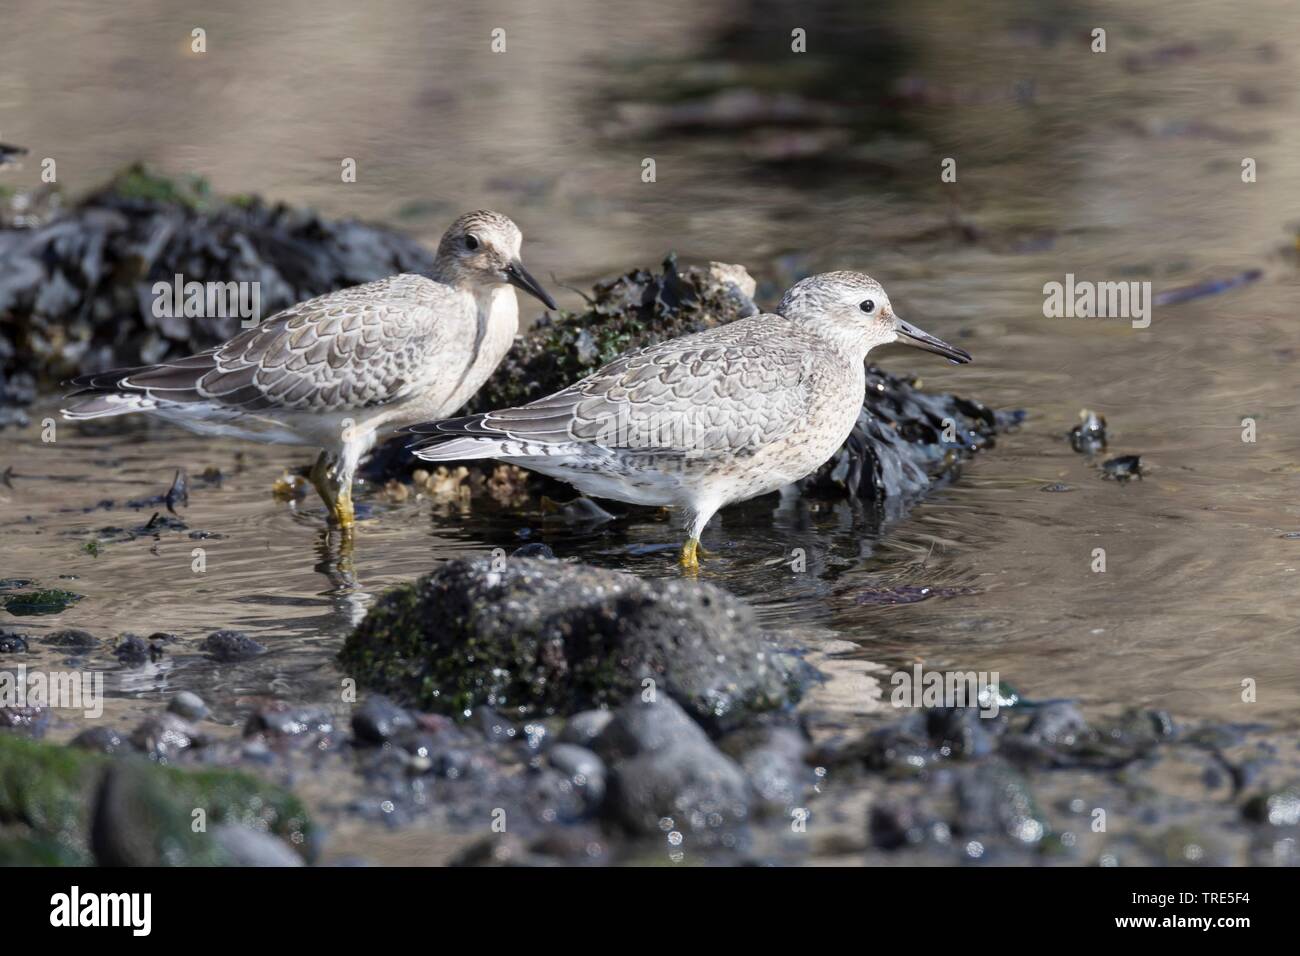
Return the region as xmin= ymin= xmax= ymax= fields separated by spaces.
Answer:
xmin=43 ymin=629 xmax=98 ymax=649
xmin=0 ymin=630 xmax=29 ymax=653
xmin=1026 ymin=702 xmax=1088 ymax=745
xmin=1243 ymin=783 xmax=1300 ymax=827
xmin=597 ymin=697 xmax=752 ymax=838
xmin=113 ymin=634 xmax=151 ymax=666
xmin=511 ymin=542 xmax=555 ymax=560
xmin=352 ymin=695 xmax=415 ymax=745
xmin=0 ymin=705 xmax=49 ymax=737
xmin=1102 ymin=454 xmax=1143 ymax=481
xmin=130 ymin=712 xmax=200 ymax=760
xmin=559 ymin=709 xmax=614 ymax=747
xmin=69 ymin=726 xmax=128 ymax=755
xmin=168 ymin=691 xmax=208 ymax=721
xmin=244 ymin=703 xmax=334 ymax=738
xmin=201 ymin=629 xmax=266 ymax=661
xmin=211 ymin=824 xmax=304 ymax=867
xmin=548 ymin=743 xmax=607 ymax=806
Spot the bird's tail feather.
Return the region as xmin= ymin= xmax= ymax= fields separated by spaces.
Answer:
xmin=61 ymin=393 xmax=157 ymax=420
xmin=407 ymin=411 xmax=577 ymax=462
xmin=411 ymin=437 xmax=516 ymax=462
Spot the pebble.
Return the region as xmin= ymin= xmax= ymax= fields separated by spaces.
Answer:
xmin=352 ymin=695 xmax=416 ymax=745
xmin=167 ymin=691 xmax=208 ymax=722
xmin=201 ymin=629 xmax=267 ymax=661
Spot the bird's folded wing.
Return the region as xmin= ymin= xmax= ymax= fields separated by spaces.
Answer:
xmin=69 ymin=276 xmax=461 ymax=413
xmin=413 ymin=322 xmax=816 ymax=458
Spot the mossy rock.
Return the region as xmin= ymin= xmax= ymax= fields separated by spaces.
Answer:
xmin=0 ymin=734 xmax=314 ymax=866
xmin=339 ymin=557 xmax=811 ymax=732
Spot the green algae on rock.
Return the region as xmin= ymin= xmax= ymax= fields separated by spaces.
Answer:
xmin=0 ymin=734 xmax=313 ymax=866
xmin=339 ymin=557 xmax=811 ymax=731
xmin=0 ymin=586 xmax=84 ymax=617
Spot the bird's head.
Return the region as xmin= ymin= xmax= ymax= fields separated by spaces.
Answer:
xmin=435 ymin=210 xmax=557 ymax=309
xmin=777 ymin=271 xmax=971 ymax=364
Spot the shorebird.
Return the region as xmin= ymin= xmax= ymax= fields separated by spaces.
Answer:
xmin=63 ymin=210 xmax=556 ymax=533
xmin=407 ymin=271 xmax=971 ymax=569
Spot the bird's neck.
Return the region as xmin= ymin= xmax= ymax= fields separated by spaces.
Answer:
xmin=802 ymin=317 xmax=874 ymax=363
xmin=441 ymin=284 xmax=519 ymax=414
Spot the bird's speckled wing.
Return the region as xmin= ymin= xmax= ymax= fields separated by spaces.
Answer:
xmin=78 ymin=275 xmax=467 ymax=413
xmin=414 ymin=315 xmax=819 ymax=457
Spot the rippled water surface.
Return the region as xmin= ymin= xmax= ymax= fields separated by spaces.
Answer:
xmin=2 ymin=0 xmax=1300 ymax=861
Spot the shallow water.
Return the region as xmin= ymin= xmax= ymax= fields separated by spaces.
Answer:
xmin=3 ymin=0 xmax=1300 ymax=861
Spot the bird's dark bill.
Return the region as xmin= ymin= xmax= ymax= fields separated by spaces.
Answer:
xmin=505 ymin=260 xmax=558 ymax=310
xmin=895 ymin=319 xmax=972 ymax=364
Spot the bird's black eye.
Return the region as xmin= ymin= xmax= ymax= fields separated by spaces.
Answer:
xmin=859 ymin=299 xmax=876 ymax=314
xmin=464 ymin=235 xmax=480 ymax=251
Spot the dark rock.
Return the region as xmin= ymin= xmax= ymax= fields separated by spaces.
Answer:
xmin=559 ymin=709 xmax=614 ymax=747
xmin=167 ymin=691 xmax=208 ymax=721
xmin=244 ymin=703 xmax=334 ymax=738
xmin=130 ymin=713 xmax=201 ymax=760
xmin=869 ymin=800 xmax=946 ymax=851
xmin=1025 ymin=702 xmax=1088 ymax=745
xmin=511 ymin=542 xmax=556 ymax=560
xmin=595 ymin=697 xmax=751 ymax=838
xmin=476 ymin=707 xmax=521 ymax=744
xmin=352 ymin=695 xmax=416 ymax=745
xmin=547 ymin=743 xmax=607 ymax=808
xmin=211 ymin=824 xmax=304 ymax=867
xmin=1102 ymin=455 xmax=1143 ymax=481
xmin=340 ymin=558 xmax=808 ymax=730
xmin=394 ymin=733 xmax=481 ymax=780
xmin=201 ymin=629 xmax=266 ymax=661
xmin=0 ymin=630 xmax=28 ymax=653
xmin=1243 ymin=782 xmax=1300 ymax=826
xmin=69 ymin=726 xmax=129 ymax=755
xmin=0 ymin=705 xmax=49 ymax=737
xmin=954 ymin=763 xmax=1047 ymax=846
xmin=927 ymin=706 xmax=1002 ymax=759
xmin=113 ymin=633 xmax=152 ymax=666
xmin=43 ymin=628 xmax=99 ymax=649
xmin=721 ymin=724 xmax=811 ymax=811
xmin=593 ymin=694 xmax=706 ymax=761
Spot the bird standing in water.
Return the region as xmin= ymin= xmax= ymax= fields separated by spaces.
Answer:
xmin=408 ymin=271 xmax=971 ymax=570
xmin=63 ymin=210 xmax=556 ymax=535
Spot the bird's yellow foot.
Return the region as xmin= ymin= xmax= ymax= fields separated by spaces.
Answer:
xmin=679 ymin=537 xmax=701 ymax=572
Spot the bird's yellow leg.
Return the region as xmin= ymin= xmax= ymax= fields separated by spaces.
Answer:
xmin=679 ymin=537 xmax=701 ymax=572
xmin=334 ymin=483 xmax=356 ymax=532
xmin=309 ymin=452 xmax=336 ymax=511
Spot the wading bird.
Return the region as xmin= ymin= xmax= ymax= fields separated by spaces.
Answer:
xmin=408 ymin=271 xmax=970 ymax=569
xmin=64 ymin=210 xmax=556 ymax=534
